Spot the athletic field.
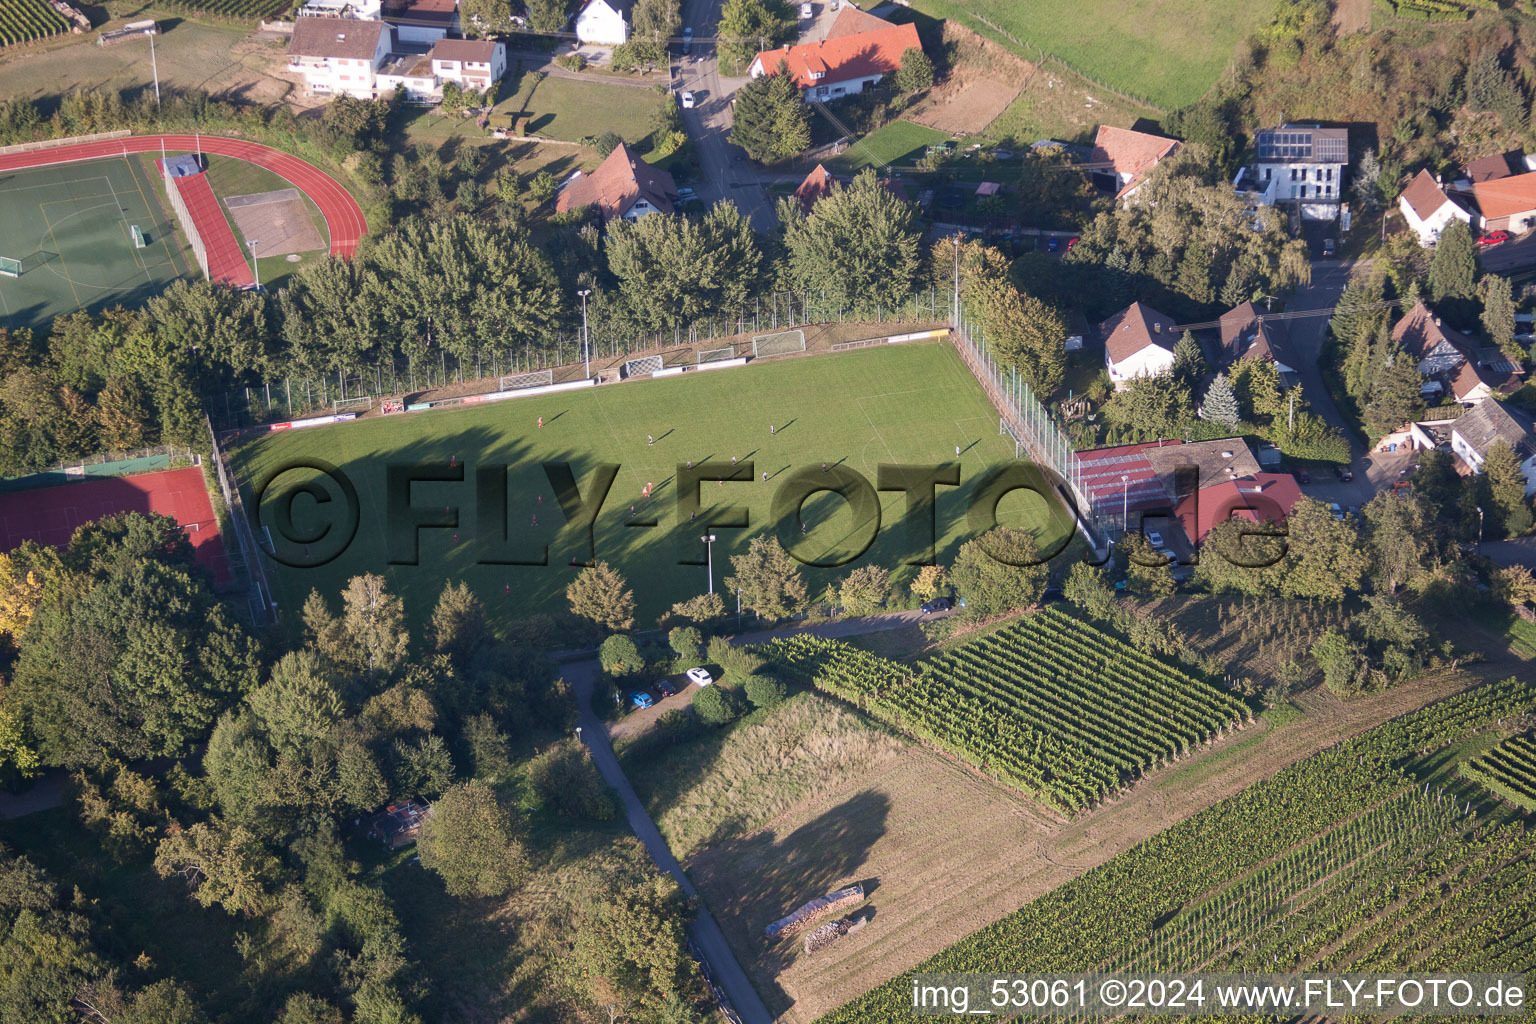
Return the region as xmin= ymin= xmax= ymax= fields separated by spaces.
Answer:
xmin=230 ymin=342 xmax=1079 ymax=629
xmin=0 ymin=157 xmax=187 ymax=330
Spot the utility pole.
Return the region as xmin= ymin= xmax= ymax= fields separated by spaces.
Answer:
xmin=701 ymin=533 xmax=717 ymax=594
xmin=249 ymin=238 xmax=260 ymax=291
xmin=578 ymin=288 xmax=592 ymax=379
xmin=149 ymin=28 xmax=161 ymax=107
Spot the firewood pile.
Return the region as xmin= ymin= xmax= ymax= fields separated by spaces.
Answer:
xmin=763 ymin=883 xmax=864 ymax=941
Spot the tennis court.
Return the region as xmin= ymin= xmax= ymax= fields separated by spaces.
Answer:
xmin=0 ymin=156 xmax=188 ymax=330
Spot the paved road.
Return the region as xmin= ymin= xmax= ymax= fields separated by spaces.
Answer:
xmin=1285 ymin=257 xmax=1363 ymax=462
xmin=1475 ymin=231 xmax=1536 ymax=275
xmin=568 ymin=658 xmax=774 ymax=1024
xmin=1482 ymin=537 xmax=1536 ymax=569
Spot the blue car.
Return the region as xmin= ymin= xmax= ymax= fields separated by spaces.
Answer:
xmin=629 ymin=691 xmax=655 ymax=709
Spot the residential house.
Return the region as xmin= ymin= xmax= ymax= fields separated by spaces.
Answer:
xmin=287 ymin=17 xmax=392 ymax=98
xmin=1398 ymin=168 xmax=1473 ymax=246
xmin=1238 ymin=124 xmax=1348 ymax=220
xmin=1218 ymin=301 xmax=1297 ymax=377
xmin=1471 ymin=171 xmax=1536 ymax=233
xmin=575 ymin=0 xmax=631 ymax=44
xmin=1450 ymin=398 xmax=1536 ymax=495
xmin=297 ymin=0 xmax=384 ymax=19
xmin=748 ymin=9 xmax=921 ymax=102
xmin=431 ymin=37 xmax=506 ymax=93
xmin=383 ymin=0 xmax=458 ymax=42
xmin=374 ymin=52 xmax=438 ymax=101
xmin=1392 ymin=301 xmax=1464 ymax=376
xmin=364 ymin=799 xmax=432 ymax=849
xmin=1101 ymin=301 xmax=1178 ymax=388
xmin=1087 ymin=125 xmax=1180 ymax=202
xmin=794 ymin=164 xmax=834 ymax=210
xmin=1392 ymin=301 xmax=1524 ymax=405
xmin=555 ymin=141 xmax=677 ymax=222
xmin=1174 ymin=472 xmax=1303 ymax=545
xmin=1465 ymin=153 xmax=1514 ymax=184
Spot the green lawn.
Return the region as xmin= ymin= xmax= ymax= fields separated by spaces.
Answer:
xmin=493 ymin=68 xmax=669 ymax=145
xmin=832 ymin=120 xmax=950 ymax=172
xmin=230 ymin=342 xmax=1078 ymax=632
xmin=907 ymin=0 xmax=1272 ymax=110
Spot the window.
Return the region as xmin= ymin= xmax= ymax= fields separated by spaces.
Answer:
xmin=1326 ymin=167 xmax=1333 ymax=181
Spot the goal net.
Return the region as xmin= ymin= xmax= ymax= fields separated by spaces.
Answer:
xmin=0 ymin=256 xmax=23 ymax=278
xmin=752 ymin=329 xmax=806 ymax=358
xmin=499 ymin=368 xmax=554 ymax=391
xmin=131 ymin=225 xmax=147 ymax=249
xmin=622 ymin=355 xmax=665 ymax=378
xmin=334 ymin=395 xmax=373 ymax=415
xmin=697 ymin=345 xmax=736 ymax=364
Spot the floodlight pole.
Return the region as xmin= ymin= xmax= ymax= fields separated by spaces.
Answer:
xmin=149 ymin=29 xmax=161 ymax=107
xmin=702 ymin=533 xmax=716 ymax=594
xmin=1121 ymin=474 xmax=1129 ymax=533
xmin=248 ymin=238 xmax=260 ymax=291
xmin=578 ymin=288 xmax=592 ymax=378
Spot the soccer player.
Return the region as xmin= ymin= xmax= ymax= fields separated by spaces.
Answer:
xmin=647 ymin=434 xmax=654 ymax=446
xmin=538 ymin=416 xmax=543 ymax=428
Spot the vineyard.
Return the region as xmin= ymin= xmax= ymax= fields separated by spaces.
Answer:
xmin=815 ymin=676 xmax=1536 ymax=1024
xmin=1372 ymin=0 xmax=1505 ymax=20
xmin=0 ymin=0 xmax=67 ymax=47
xmin=763 ymin=606 xmax=1249 ymax=813
xmin=154 ymin=0 xmax=294 ymax=19
xmin=1462 ymin=733 xmax=1536 ymax=813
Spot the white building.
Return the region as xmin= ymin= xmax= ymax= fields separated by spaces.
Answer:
xmin=1450 ymin=399 xmax=1536 ymax=495
xmin=1088 ymin=125 xmax=1180 ymax=203
xmin=386 ymin=0 xmax=459 ymax=43
xmin=575 ymin=0 xmax=631 ymax=45
xmin=1101 ymin=302 xmax=1178 ymax=389
xmin=297 ymin=0 xmax=384 ymax=19
xmin=748 ymin=8 xmax=920 ymax=102
xmin=1235 ymin=124 xmax=1348 ymax=221
xmin=1398 ymin=168 xmax=1473 ymax=246
xmin=431 ymin=37 xmax=506 ymax=93
xmin=287 ymin=17 xmax=392 ymax=99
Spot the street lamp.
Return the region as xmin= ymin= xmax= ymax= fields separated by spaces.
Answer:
xmin=736 ymin=587 xmax=743 ymax=631
xmin=1121 ymin=474 xmax=1130 ymax=533
xmin=248 ymin=238 xmax=260 ymax=291
xmin=577 ymin=288 xmax=592 ymax=379
xmin=1477 ymin=506 xmax=1484 ymax=548
xmin=701 ymin=533 xmax=717 ymax=594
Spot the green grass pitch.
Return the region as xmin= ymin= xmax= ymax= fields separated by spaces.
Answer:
xmin=0 ymin=157 xmax=189 ymax=331
xmin=230 ymin=342 xmax=1079 ymax=632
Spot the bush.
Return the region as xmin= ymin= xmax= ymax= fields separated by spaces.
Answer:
xmin=692 ymin=685 xmax=748 ymax=726
xmin=669 ymin=625 xmax=703 ymax=663
xmin=555 ymin=52 xmax=588 ymax=71
xmin=599 ymin=634 xmax=644 ymax=676
xmin=705 ymin=635 xmax=764 ymax=681
xmin=743 ymin=674 xmax=788 ymax=709
xmin=594 ymin=131 xmax=624 ymax=157
xmin=527 ymin=741 xmax=616 ymax=821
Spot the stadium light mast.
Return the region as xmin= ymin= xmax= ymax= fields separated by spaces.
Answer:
xmin=1121 ymin=474 xmax=1129 ymax=533
xmin=701 ymin=534 xmax=717 ymax=594
xmin=149 ymin=29 xmax=161 ymax=107
xmin=248 ymin=238 xmax=260 ymax=292
xmin=577 ymin=288 xmax=592 ymax=378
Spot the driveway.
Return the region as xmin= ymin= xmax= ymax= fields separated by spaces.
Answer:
xmin=1285 ymin=257 xmax=1366 ymax=465
xmin=1476 ymin=231 xmax=1536 ymax=275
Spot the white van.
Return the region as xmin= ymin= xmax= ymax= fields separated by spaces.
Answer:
xmin=800 ymin=2 xmax=813 ymax=17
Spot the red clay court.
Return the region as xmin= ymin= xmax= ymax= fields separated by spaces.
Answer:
xmin=0 ymin=467 xmax=230 ymax=584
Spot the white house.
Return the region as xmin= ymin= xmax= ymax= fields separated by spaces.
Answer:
xmin=748 ymin=8 xmax=920 ymax=103
xmin=1101 ymin=301 xmax=1178 ymax=389
xmin=385 ymin=0 xmax=458 ymax=43
xmin=431 ymin=37 xmax=506 ymax=93
xmin=1398 ymin=168 xmax=1473 ymax=246
xmin=287 ymin=17 xmax=392 ymax=98
xmin=1236 ymin=124 xmax=1348 ymax=221
xmin=555 ymin=142 xmax=676 ymax=223
xmin=1450 ymin=399 xmax=1536 ymax=495
xmin=1088 ymin=125 xmax=1180 ymax=203
xmin=297 ymin=0 xmax=384 ymax=19
xmin=575 ymin=0 xmax=631 ymax=45
xmin=375 ymin=53 xmax=437 ymax=101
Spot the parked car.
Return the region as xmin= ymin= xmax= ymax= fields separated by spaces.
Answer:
xmin=1334 ymin=465 xmax=1354 ymax=482
xmin=629 ymin=691 xmax=655 ymax=710
xmin=681 ymin=26 xmax=692 ymax=52
xmin=1146 ymin=530 xmax=1165 ymax=547
xmin=1156 ymin=548 xmax=1178 ymax=563
xmin=1065 ymin=236 xmax=1079 ymax=251
xmin=1046 ymin=236 xmax=1060 ymax=252
xmin=800 ymin=1 xmax=813 ymax=16
xmin=920 ymin=596 xmax=953 ymax=614
xmin=685 ymin=667 xmax=714 ymax=687
xmin=1480 ymin=230 xmax=1512 ymax=247
xmin=1322 ymin=238 xmax=1336 ymax=258
xmin=676 ymin=186 xmax=697 ymax=201
xmin=656 ymin=679 xmax=678 ymax=697
xmin=1329 ymin=502 xmax=1345 ymax=520
xmin=1295 ymin=468 xmax=1311 ymax=484
xmin=680 ymin=90 xmax=695 ymax=109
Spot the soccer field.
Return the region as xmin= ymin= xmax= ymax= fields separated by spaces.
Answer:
xmin=231 ymin=342 xmax=1079 ymax=630
xmin=0 ymin=157 xmax=189 ymax=330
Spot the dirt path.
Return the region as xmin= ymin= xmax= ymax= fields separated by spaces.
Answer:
xmin=696 ymin=666 xmax=1502 ymax=1023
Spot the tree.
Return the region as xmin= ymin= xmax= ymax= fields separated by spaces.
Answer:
xmin=726 ymin=537 xmax=806 ymax=620
xmin=1104 ymin=371 xmax=1194 ymax=440
xmin=666 ymin=592 xmax=725 ymax=627
xmin=909 ymin=564 xmax=945 ymax=602
xmin=631 ymin=0 xmax=681 ymax=43
xmin=1492 ymin=565 xmax=1536 ymax=609
xmin=94 ymin=376 xmax=153 ymax=450
xmin=780 ymin=170 xmax=921 ymax=310
xmin=949 ymin=239 xmax=1068 ymax=395
xmin=598 ymin=634 xmax=645 ymax=676
xmin=526 ymin=741 xmax=614 ymax=820
xmin=606 ymin=201 xmax=764 ymax=330
xmin=570 ymin=875 xmax=697 ymax=1016
xmin=717 ymin=0 xmax=795 ymax=75
xmin=525 ymin=0 xmax=574 ymax=32
xmin=1483 ymin=440 xmax=1534 ymax=537
xmin=1172 ymin=330 xmax=1204 ymax=386
xmin=461 ymin=0 xmax=526 ymax=34
xmin=893 ymin=47 xmax=934 ymax=92
xmin=1201 ymin=371 xmax=1241 ymax=428
xmin=416 ymin=779 xmax=529 ymax=897
xmin=668 ymin=625 xmax=702 ymax=663
xmin=1428 ymin=219 xmax=1476 ymax=301
xmin=153 ymin=819 xmax=280 ymax=916
xmin=949 ymin=527 xmax=1047 ymax=616
xmin=1352 ymin=149 xmax=1382 ymax=211
xmin=567 ymin=562 xmax=636 ymax=632
xmin=1312 ymin=627 xmax=1369 ymax=695
xmin=729 ymin=60 xmax=810 ymax=163
xmin=1120 ymin=533 xmax=1176 ymax=597
xmin=1281 ymin=498 xmax=1368 ymax=601
xmin=1361 ymin=352 xmax=1424 ymax=439
xmin=1481 ymin=273 xmax=1520 ymax=361
xmin=278 ymin=994 xmax=346 ymax=1024
xmin=461 ymin=713 xmax=512 ymax=783
xmin=690 ymin=684 xmax=746 ymax=725
xmin=1063 ymin=561 xmax=1114 ymax=621
xmin=838 ymin=565 xmax=891 ymax=615
xmin=431 ymin=581 xmax=486 ymax=668
xmin=1361 ymin=490 xmax=1433 ymax=594
xmin=743 ymin=674 xmax=787 ymax=709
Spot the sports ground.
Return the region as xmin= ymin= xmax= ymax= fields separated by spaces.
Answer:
xmin=0 ymin=467 xmax=229 ymax=583
xmin=231 ymin=342 xmax=1080 ymax=628
xmin=0 ymin=157 xmax=186 ymax=330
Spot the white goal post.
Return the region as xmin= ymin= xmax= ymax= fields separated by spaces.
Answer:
xmin=334 ymin=395 xmax=373 ymax=415
xmin=499 ymin=368 xmax=554 ymax=391
xmin=697 ymin=345 xmax=736 ymax=364
xmin=752 ymin=329 xmax=806 ymax=358
xmin=622 ymin=355 xmax=665 ymax=378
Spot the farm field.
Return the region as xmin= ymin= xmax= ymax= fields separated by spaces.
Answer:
xmin=153 ymin=0 xmax=291 ymax=17
xmin=765 ymin=606 xmax=1250 ymax=811
xmin=814 ymin=676 xmax=1536 ymax=1024
xmin=0 ymin=0 xmax=67 ymax=47
xmin=229 ymin=342 xmax=1078 ymax=630
xmin=1461 ymin=733 xmax=1536 ymax=812
xmin=906 ymin=0 xmax=1272 ymax=110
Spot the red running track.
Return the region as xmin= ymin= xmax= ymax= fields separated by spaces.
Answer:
xmin=0 ymin=134 xmax=367 ymax=258
xmin=160 ymin=159 xmax=256 ymax=289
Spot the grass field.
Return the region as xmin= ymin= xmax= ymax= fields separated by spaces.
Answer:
xmin=907 ymin=0 xmax=1271 ymax=110
xmin=230 ymin=342 xmax=1077 ymax=630
xmin=493 ymin=68 xmax=670 ymax=146
xmin=0 ymin=157 xmax=189 ymax=330
xmin=832 ymin=120 xmax=950 ymax=172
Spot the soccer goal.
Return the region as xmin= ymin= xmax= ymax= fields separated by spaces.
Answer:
xmin=752 ymin=328 xmax=806 ymax=358
xmin=0 ymin=256 xmax=23 ymax=278
xmin=622 ymin=355 xmax=665 ymax=378
xmin=130 ymin=225 xmax=148 ymax=249
xmin=334 ymin=395 xmax=373 ymax=415
xmin=697 ymin=345 xmax=736 ymax=365
xmin=499 ymin=368 xmax=554 ymax=391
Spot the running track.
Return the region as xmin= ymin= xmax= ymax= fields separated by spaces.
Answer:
xmin=0 ymin=135 xmax=367 ymax=258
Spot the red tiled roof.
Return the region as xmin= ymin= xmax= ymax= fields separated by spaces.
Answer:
xmin=1399 ymin=168 xmax=1457 ymax=221
xmin=555 ymin=141 xmax=675 ymax=220
xmin=794 ymin=163 xmax=833 ymax=210
xmin=1471 ymin=170 xmax=1536 ymax=220
xmin=1219 ymin=301 xmax=1296 ymax=370
xmin=1090 ymin=125 xmax=1180 ymax=199
xmin=1175 ymin=474 xmax=1302 ymax=545
xmin=1100 ymin=301 xmax=1177 ymax=364
xmin=751 ymin=19 xmax=921 ymax=90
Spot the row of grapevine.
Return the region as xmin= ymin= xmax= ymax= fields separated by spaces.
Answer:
xmin=1375 ymin=0 xmax=1496 ymax=20
xmin=816 ymin=676 xmax=1536 ymax=1024
xmin=0 ymin=0 xmax=67 ymax=47
xmin=1461 ymin=733 xmax=1536 ymax=812
xmin=156 ymin=0 xmax=293 ymax=19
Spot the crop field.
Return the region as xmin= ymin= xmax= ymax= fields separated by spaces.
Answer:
xmin=0 ymin=0 xmax=66 ymax=47
xmin=231 ymin=342 xmax=1077 ymax=630
xmin=1461 ymin=733 xmax=1536 ymax=812
xmin=906 ymin=0 xmax=1271 ymax=110
xmin=154 ymin=0 xmax=293 ymax=18
xmin=765 ymin=606 xmax=1249 ymax=812
xmin=815 ymin=677 xmax=1536 ymax=1024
